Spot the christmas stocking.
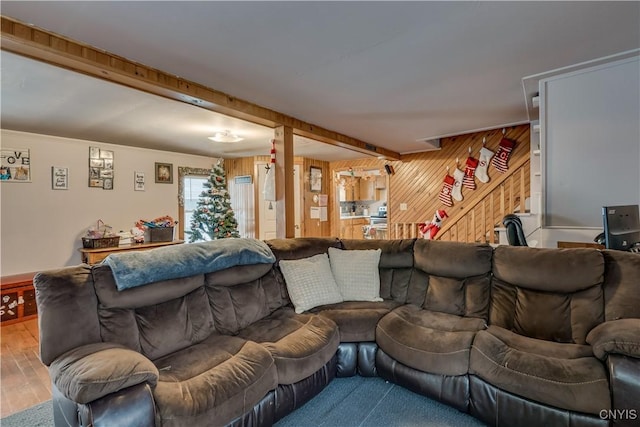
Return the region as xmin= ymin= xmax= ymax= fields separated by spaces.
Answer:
xmin=476 ymin=147 xmax=494 ymax=183
xmin=492 ymin=138 xmax=516 ymax=173
xmin=452 ymin=168 xmax=464 ymax=201
xmin=462 ymin=156 xmax=479 ymax=190
xmin=438 ymin=174 xmax=455 ymax=207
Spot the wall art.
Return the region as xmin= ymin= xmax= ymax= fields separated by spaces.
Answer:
xmin=134 ymin=171 xmax=145 ymax=191
xmin=89 ymin=147 xmax=114 ymax=189
xmin=310 ymin=166 xmax=322 ymax=192
xmin=155 ymin=162 xmax=173 ymax=184
xmin=52 ymin=166 xmax=68 ymax=190
xmin=0 ymin=148 xmax=31 ymax=182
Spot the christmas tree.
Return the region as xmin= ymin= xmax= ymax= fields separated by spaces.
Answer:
xmin=188 ymin=159 xmax=240 ymax=242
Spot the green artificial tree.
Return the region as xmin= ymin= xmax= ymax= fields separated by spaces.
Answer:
xmin=188 ymin=159 xmax=240 ymax=242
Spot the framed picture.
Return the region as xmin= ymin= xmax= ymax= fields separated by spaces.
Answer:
xmin=88 ymin=147 xmax=114 ymax=190
xmin=134 ymin=171 xmax=145 ymax=191
xmin=155 ymin=162 xmax=173 ymax=184
xmin=52 ymin=166 xmax=68 ymax=190
xmin=1 ymin=148 xmax=31 ymax=182
xmin=310 ymin=166 xmax=322 ymax=192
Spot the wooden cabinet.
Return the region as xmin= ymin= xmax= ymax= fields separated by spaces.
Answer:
xmin=338 ymin=178 xmax=366 ymax=201
xmin=340 ymin=217 xmax=367 ymax=239
xmin=352 ymin=179 xmax=361 ymax=200
xmin=339 ymin=218 xmax=353 ymax=239
xmin=1 ymin=272 xmax=37 ymax=325
xmin=351 ymin=218 xmax=368 ymax=239
xmin=339 ymin=184 xmax=348 ymax=202
xmin=338 ymin=175 xmax=384 ymax=201
xmin=359 ymin=179 xmax=375 ymax=201
xmin=79 ymin=240 xmax=184 ymax=265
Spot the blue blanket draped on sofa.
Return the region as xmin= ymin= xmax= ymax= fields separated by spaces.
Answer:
xmin=104 ymin=238 xmax=276 ymax=291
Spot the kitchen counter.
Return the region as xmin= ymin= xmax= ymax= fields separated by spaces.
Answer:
xmin=340 ymin=215 xmax=370 ymax=219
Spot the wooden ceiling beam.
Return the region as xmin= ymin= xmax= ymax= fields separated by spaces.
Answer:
xmin=1 ymin=16 xmax=401 ymax=160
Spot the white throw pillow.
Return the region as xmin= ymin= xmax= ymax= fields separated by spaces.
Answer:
xmin=279 ymin=253 xmax=344 ymax=313
xmin=328 ymin=247 xmax=383 ymax=302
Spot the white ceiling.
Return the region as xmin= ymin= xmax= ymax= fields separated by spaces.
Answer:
xmin=1 ymin=51 xmax=363 ymax=160
xmin=1 ymin=2 xmax=639 ymax=160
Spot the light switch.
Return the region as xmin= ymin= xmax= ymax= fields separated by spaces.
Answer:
xmin=400 ymin=203 xmax=407 ymax=211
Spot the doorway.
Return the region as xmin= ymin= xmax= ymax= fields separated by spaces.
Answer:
xmin=256 ymin=162 xmax=302 ymax=239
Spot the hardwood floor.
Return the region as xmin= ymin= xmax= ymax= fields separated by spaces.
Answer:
xmin=0 ymin=318 xmax=51 ymax=418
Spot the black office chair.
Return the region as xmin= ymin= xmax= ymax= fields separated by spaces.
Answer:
xmin=502 ymin=214 xmax=528 ymax=246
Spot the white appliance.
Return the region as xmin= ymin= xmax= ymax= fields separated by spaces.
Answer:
xmin=365 ymin=205 xmax=387 ymax=239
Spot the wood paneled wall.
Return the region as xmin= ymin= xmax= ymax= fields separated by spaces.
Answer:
xmin=302 ymin=158 xmax=332 ymax=237
xmin=437 ymin=158 xmax=530 ymax=243
xmin=390 ymin=125 xmax=529 ymax=225
xmin=390 ymin=157 xmax=530 ymax=242
xmin=225 ymin=156 xmax=333 ymax=238
xmin=330 ymin=124 xmax=531 ymax=239
xmin=226 ymin=125 xmax=530 ymax=240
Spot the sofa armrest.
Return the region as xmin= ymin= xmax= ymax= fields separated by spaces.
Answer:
xmin=50 ymin=342 xmax=158 ymax=404
xmin=608 ymin=355 xmax=640 ymax=427
xmin=587 ymin=319 xmax=640 ymax=360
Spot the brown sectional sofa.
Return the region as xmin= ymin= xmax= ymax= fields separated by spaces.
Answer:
xmin=33 ymin=238 xmax=640 ymax=426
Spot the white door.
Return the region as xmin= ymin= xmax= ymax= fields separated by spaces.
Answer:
xmin=257 ymin=164 xmax=277 ymax=240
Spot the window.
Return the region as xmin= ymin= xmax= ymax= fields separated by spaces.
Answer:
xmin=178 ymin=167 xmax=211 ymax=241
xmin=183 ymin=176 xmax=208 ymax=239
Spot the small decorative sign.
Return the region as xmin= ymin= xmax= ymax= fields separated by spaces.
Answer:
xmin=134 ymin=171 xmax=145 ymax=191
xmin=52 ymin=166 xmax=69 ymax=190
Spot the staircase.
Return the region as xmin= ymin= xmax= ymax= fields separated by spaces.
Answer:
xmin=390 ymin=155 xmax=533 ymax=244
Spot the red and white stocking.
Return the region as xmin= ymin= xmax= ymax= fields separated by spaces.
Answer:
xmin=462 ymin=156 xmax=479 ymax=190
xmin=438 ymin=174 xmax=455 ymax=207
xmin=492 ymin=138 xmax=515 ymax=173
xmin=476 ymin=147 xmax=494 ymax=183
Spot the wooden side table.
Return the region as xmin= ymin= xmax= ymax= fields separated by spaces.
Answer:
xmin=1 ymin=272 xmax=37 ymax=325
xmin=557 ymin=241 xmax=605 ymax=249
xmin=79 ymin=240 xmax=185 ymax=265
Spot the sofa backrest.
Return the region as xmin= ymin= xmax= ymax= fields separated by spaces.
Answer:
xmin=205 ymin=263 xmax=285 ymax=335
xmin=490 ymin=246 xmax=605 ymax=344
xmin=341 ymin=239 xmax=417 ymax=304
xmin=601 ymin=249 xmax=640 ymax=321
xmin=92 ymin=264 xmax=215 ymax=361
xmin=266 ymin=237 xmax=343 ymax=261
xmin=412 ymin=239 xmax=493 ymax=319
xmin=34 ymin=265 xmax=101 ymax=366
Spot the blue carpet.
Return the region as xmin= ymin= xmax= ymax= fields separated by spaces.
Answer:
xmin=0 ymin=377 xmax=484 ymax=426
xmin=1 ymin=400 xmax=53 ymax=427
xmin=275 ymin=376 xmax=485 ymax=427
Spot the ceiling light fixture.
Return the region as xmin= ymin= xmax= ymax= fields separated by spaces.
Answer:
xmin=208 ymin=130 xmax=243 ymax=143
